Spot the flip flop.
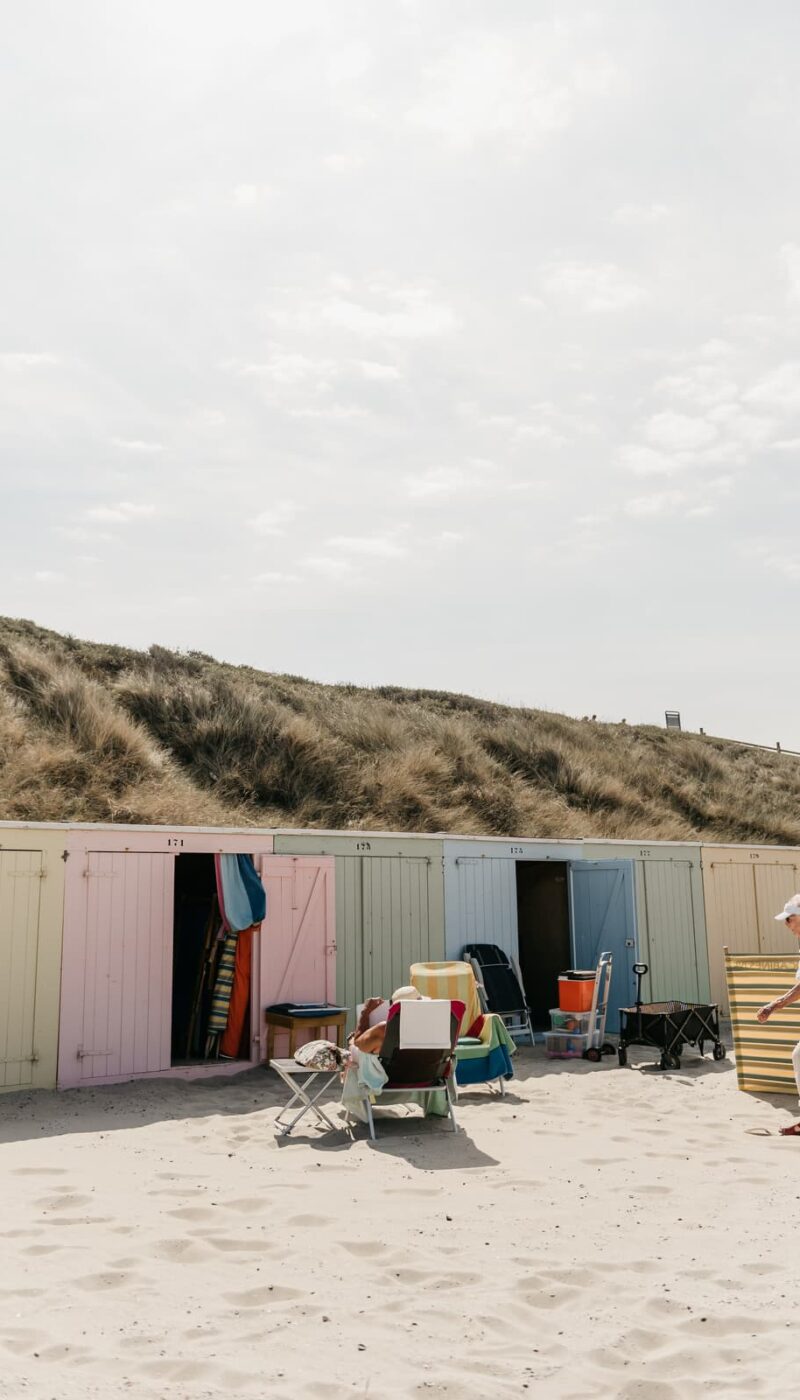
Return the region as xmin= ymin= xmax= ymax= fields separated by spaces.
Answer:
xmin=779 ymin=1122 xmax=800 ymax=1137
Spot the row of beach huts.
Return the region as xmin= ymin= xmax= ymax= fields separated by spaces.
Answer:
xmin=1 ymin=819 xmax=798 ymax=1094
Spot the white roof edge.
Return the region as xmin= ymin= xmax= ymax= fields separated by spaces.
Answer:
xmin=0 ymin=820 xmax=798 ymax=854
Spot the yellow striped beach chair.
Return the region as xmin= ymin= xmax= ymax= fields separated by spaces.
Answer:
xmin=725 ymin=948 xmax=800 ymax=1095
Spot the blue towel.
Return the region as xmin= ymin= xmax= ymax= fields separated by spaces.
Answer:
xmin=218 ymin=853 xmax=267 ymax=931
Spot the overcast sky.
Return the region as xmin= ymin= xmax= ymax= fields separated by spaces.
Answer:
xmin=3 ymin=1 xmax=800 ymax=747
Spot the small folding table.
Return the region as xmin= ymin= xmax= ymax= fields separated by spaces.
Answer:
xmin=269 ymin=1058 xmax=341 ymax=1137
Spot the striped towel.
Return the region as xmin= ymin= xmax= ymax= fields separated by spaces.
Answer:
xmin=410 ymin=962 xmax=482 ymax=1036
xmin=725 ymin=950 xmax=800 ymax=1095
xmin=208 ymin=930 xmax=239 ymax=1036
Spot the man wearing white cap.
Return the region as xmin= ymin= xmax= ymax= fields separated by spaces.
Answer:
xmin=756 ymin=896 xmax=800 ymax=1136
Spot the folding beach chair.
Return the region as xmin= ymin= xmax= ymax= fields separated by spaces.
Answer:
xmin=410 ymin=961 xmax=516 ymax=1092
xmin=462 ymin=943 xmax=534 ymax=1045
xmin=347 ymin=998 xmax=463 ymax=1141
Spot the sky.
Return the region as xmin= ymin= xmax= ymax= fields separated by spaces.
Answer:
xmin=2 ymin=1 xmax=800 ymax=748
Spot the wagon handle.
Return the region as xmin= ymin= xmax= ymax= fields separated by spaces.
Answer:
xmin=632 ymin=963 xmax=648 ymax=1015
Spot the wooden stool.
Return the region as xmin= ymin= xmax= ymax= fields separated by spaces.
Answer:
xmin=264 ymin=1009 xmax=348 ymax=1061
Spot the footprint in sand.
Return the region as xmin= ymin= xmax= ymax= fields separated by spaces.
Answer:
xmin=33 ymin=1192 xmax=94 ymax=1211
xmin=285 ymin=1213 xmax=331 ymax=1228
xmin=617 ymin=1381 xmax=679 ymax=1399
xmin=223 ymin=1284 xmax=302 ymax=1306
xmin=1 ymin=1328 xmax=46 ymax=1354
xmin=205 ymin=1236 xmax=266 ymax=1253
xmin=679 ymin=1312 xmax=780 ymax=1338
xmin=74 ymin=1269 xmax=141 ymax=1291
xmin=155 ymin=1238 xmax=210 ymax=1264
xmin=220 ymin=1197 xmax=267 ymax=1215
xmin=165 ymin=1206 xmax=217 ymax=1222
xmin=10 ymin=1167 xmax=68 ymax=1177
xmin=337 ymin=1240 xmax=383 ymax=1258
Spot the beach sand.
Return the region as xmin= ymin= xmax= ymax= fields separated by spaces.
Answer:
xmin=0 ymin=1047 xmax=796 ymax=1399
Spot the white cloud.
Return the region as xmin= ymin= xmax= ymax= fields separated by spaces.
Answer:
xmin=85 ymin=501 xmax=158 ymax=523
xmin=624 ymin=490 xmax=686 ymax=517
xmin=327 ymin=40 xmax=372 ymax=85
xmin=229 ymin=352 xmax=331 ymax=386
xmin=644 ymin=412 xmax=718 ymax=453
xmin=287 ymin=403 xmax=368 ymax=421
xmin=406 ymin=33 xmax=616 ymax=148
xmin=322 ymin=290 xmax=456 ymax=340
xmin=110 ymin=437 xmax=164 ymax=453
xmin=763 ymin=552 xmax=800 ymax=581
xmin=54 ymin=525 xmax=118 ymax=544
xmin=233 ymin=183 xmax=276 ymax=207
xmin=358 ymin=360 xmax=401 ymax=380
xmin=541 ymin=260 xmax=646 ymax=312
xmin=324 ymin=152 xmax=366 ymax=173
xmin=301 ymin=556 xmax=354 ymax=578
xmin=33 ymin=569 xmax=65 ymax=583
xmin=249 ymin=502 xmax=298 ymax=537
xmin=619 ymin=445 xmax=676 ymax=476
xmin=252 ymin=571 xmax=301 ymax=584
xmin=0 ymin=352 xmax=59 ymax=370
xmin=405 ymin=461 xmax=499 ymax=500
xmin=745 ymin=362 xmax=800 ymax=411
xmin=780 ymin=242 xmax=800 ymax=301
xmin=655 ymin=366 xmax=738 ymax=408
xmin=612 ymin=202 xmax=670 ymax=226
xmin=326 ymin=534 xmax=407 ymax=559
xmin=706 ymin=403 xmax=777 ymax=448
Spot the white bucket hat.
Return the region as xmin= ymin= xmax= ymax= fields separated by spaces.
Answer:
xmin=775 ymin=896 xmax=800 ymax=922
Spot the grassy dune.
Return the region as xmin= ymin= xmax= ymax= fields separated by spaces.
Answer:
xmin=1 ymin=615 xmax=799 ymax=844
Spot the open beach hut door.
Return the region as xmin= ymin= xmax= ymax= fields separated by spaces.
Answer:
xmin=569 ymin=861 xmax=636 ymax=1034
xmin=257 ymin=855 xmax=336 ymax=1056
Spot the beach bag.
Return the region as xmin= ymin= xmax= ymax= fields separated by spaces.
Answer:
xmin=293 ymin=1039 xmax=344 ymax=1071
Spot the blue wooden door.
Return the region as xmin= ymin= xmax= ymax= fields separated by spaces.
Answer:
xmin=569 ymin=861 xmax=637 ymax=1034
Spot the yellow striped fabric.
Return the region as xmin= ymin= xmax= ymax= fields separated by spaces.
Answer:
xmin=724 ymin=949 xmax=800 ymax=1095
xmin=409 ymin=962 xmax=482 ymax=1037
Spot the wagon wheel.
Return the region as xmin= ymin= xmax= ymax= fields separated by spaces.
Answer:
xmin=713 ymin=1043 xmax=727 ymax=1061
xmin=618 ymin=1046 xmax=628 ymax=1067
xmin=601 ymin=1042 xmax=616 ymax=1056
xmin=583 ymin=1047 xmax=601 ymax=1063
xmin=660 ymin=1052 xmax=681 ymax=1071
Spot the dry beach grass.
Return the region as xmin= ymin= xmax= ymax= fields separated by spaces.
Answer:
xmin=0 ymin=1045 xmax=796 ymax=1399
xmin=1 ymin=615 xmax=800 ymax=843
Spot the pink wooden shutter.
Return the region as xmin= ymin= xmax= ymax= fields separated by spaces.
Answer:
xmin=59 ymin=852 xmax=174 ymax=1086
xmin=257 ymin=857 xmax=336 ymax=1053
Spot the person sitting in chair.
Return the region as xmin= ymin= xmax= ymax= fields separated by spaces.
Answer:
xmin=349 ymin=986 xmax=423 ymax=1056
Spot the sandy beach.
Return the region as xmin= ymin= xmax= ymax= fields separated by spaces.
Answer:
xmin=0 ymin=1046 xmax=797 ymax=1400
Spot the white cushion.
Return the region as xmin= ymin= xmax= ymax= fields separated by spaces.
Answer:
xmin=398 ymin=998 xmax=451 ymax=1050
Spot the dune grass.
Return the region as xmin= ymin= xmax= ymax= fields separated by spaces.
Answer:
xmin=1 ymin=614 xmax=799 ymax=844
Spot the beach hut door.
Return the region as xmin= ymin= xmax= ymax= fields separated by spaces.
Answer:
xmin=258 ymin=856 xmax=336 ymax=1022
xmin=0 ymin=849 xmax=44 ymax=1090
xmin=569 ymin=861 xmax=637 ymax=1033
xmin=59 ymin=851 xmax=175 ymax=1087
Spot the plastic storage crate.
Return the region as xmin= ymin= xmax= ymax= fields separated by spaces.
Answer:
xmin=549 ymin=1009 xmax=593 ymax=1035
xmin=543 ymin=1031 xmax=586 ymax=1059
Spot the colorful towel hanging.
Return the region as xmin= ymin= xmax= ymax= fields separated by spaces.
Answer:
xmin=215 ymin=853 xmax=267 ymax=932
xmin=208 ymin=930 xmax=239 ymax=1039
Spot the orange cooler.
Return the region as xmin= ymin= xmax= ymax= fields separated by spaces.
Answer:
xmin=558 ymin=971 xmax=596 ymax=1013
